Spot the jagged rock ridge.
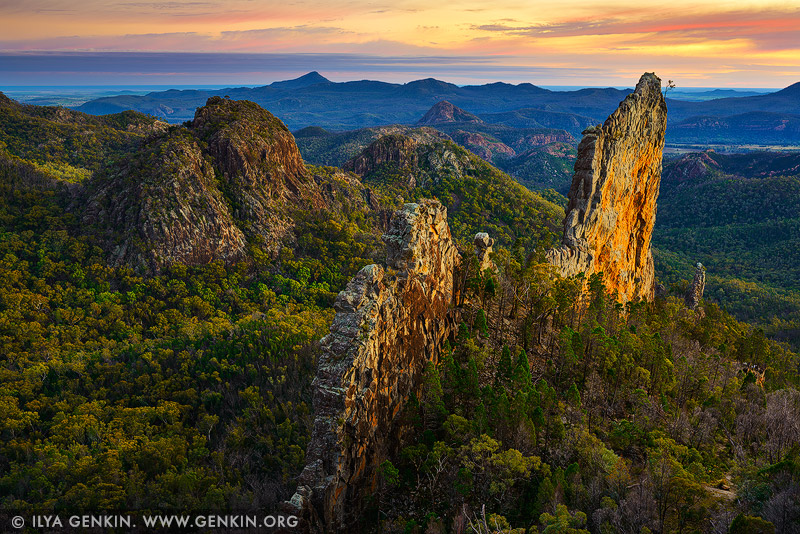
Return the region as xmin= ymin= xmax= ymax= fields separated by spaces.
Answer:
xmin=286 ymin=73 xmax=668 ymax=531
xmin=288 ymin=199 xmax=460 ymax=532
xmin=82 ymin=96 xmax=326 ymax=272
xmin=343 ymin=133 xmax=473 ymax=190
xmin=546 ymin=72 xmax=668 ymax=302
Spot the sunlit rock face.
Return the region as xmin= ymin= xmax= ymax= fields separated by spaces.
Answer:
xmin=288 ymin=199 xmax=460 ymax=532
xmin=546 ymin=72 xmax=668 ymax=302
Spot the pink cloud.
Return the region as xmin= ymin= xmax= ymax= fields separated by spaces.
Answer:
xmin=472 ymin=7 xmax=800 ymax=51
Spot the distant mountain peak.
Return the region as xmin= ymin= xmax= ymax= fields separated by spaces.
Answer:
xmin=403 ymin=78 xmax=460 ymax=94
xmin=417 ymin=100 xmax=482 ymax=125
xmin=269 ymin=71 xmax=331 ymax=90
xmin=407 ymin=77 xmax=451 ymax=86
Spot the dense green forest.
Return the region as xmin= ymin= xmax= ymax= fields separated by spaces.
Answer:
xmin=0 ymin=159 xmax=349 ymax=512
xmin=373 ymin=248 xmax=800 ymax=533
xmin=350 ymin=134 xmax=564 ymax=249
xmin=0 ymin=95 xmax=565 ymax=518
xmin=0 ymin=92 xmax=165 ymax=175
xmin=653 ymin=151 xmax=800 ymax=349
xmin=1 ymin=94 xmax=799 ymax=533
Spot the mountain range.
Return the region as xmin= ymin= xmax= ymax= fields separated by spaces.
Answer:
xmin=69 ymin=72 xmax=800 ymax=147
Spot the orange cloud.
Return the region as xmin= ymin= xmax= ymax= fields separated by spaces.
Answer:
xmin=1 ymin=0 xmax=799 ymax=87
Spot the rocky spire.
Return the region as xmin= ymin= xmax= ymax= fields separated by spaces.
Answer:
xmin=685 ymin=262 xmax=706 ymax=310
xmin=287 ymin=199 xmax=460 ymax=532
xmin=546 ymin=72 xmax=668 ymax=302
xmin=474 ymin=232 xmax=495 ymax=272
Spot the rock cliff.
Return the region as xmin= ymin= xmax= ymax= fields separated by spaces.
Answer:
xmin=343 ymin=134 xmax=422 ymax=177
xmin=82 ymin=130 xmax=248 ymax=269
xmin=288 ymin=199 xmax=460 ymax=532
xmin=546 ymin=72 xmax=667 ymax=302
xmin=82 ymin=97 xmax=326 ymax=271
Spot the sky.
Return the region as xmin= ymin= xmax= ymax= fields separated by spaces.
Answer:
xmin=1 ymin=0 xmax=799 ymax=87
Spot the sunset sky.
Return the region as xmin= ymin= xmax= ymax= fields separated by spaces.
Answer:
xmin=2 ymin=0 xmax=799 ymax=87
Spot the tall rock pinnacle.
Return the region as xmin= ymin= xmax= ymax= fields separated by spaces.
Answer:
xmin=287 ymin=200 xmax=460 ymax=532
xmin=685 ymin=262 xmax=706 ymax=310
xmin=546 ymin=72 xmax=667 ymax=302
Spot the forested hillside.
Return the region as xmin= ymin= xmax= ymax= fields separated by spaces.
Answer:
xmin=0 ymin=94 xmax=565 ymax=516
xmin=375 ymin=253 xmax=800 ymax=534
xmin=1 ymin=94 xmax=799 ymax=533
xmin=654 ymin=151 xmax=800 ymax=348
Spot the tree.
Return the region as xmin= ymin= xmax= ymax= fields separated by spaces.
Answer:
xmin=728 ymin=514 xmax=775 ymax=534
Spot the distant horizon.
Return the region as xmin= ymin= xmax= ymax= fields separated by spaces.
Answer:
xmin=0 ymin=82 xmax=785 ymax=91
xmin=0 ymin=52 xmax=794 ymax=89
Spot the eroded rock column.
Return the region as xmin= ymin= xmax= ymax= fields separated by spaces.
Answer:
xmin=288 ymin=199 xmax=460 ymax=532
xmin=685 ymin=262 xmax=706 ymax=310
xmin=546 ymin=72 xmax=668 ymax=302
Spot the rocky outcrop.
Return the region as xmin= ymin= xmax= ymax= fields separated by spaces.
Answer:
xmin=661 ymin=151 xmax=719 ymax=185
xmin=288 ymin=199 xmax=460 ymax=532
xmin=685 ymin=262 xmax=706 ymax=310
xmin=194 ymin=97 xmax=307 ymax=198
xmin=344 ymin=134 xmax=421 ymax=177
xmin=511 ymin=132 xmax=575 ymax=152
xmin=417 ymin=100 xmax=482 ymax=125
xmin=546 ymin=72 xmax=668 ymax=302
xmin=194 ymin=96 xmax=324 ymax=249
xmin=82 ymin=97 xmax=326 ymax=271
xmin=344 ymin=133 xmax=472 ymax=191
xmin=82 ymin=130 xmax=247 ymax=269
xmin=474 ymin=232 xmax=495 ymax=271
